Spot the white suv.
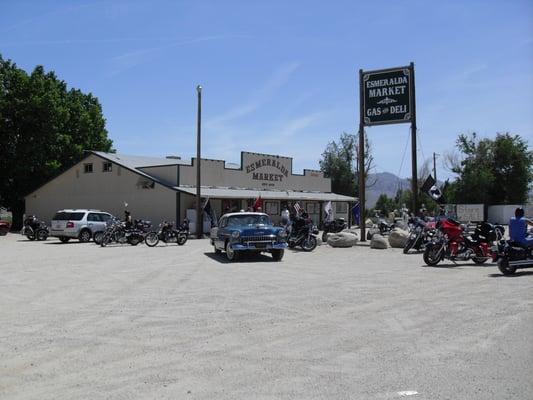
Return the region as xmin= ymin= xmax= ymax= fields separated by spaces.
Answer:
xmin=50 ymin=209 xmax=114 ymax=243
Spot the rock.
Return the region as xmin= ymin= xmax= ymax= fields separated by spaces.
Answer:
xmin=366 ymin=227 xmax=380 ymax=240
xmin=370 ymin=234 xmax=388 ymax=249
xmin=394 ymin=219 xmax=408 ymax=230
xmin=317 ymin=235 xmax=323 ymax=246
xmin=388 ymin=228 xmax=409 ymax=248
xmin=327 ymin=232 xmax=358 ymax=248
xmin=341 ymin=228 xmax=360 ymax=241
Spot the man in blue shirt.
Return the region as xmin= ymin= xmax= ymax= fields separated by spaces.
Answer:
xmin=509 ymin=207 xmax=533 ymax=246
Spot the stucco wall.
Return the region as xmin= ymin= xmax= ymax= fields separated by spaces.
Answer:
xmin=25 ymin=154 xmax=177 ymax=225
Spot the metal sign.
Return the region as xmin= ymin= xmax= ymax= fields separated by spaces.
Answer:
xmin=362 ymin=66 xmax=412 ymax=126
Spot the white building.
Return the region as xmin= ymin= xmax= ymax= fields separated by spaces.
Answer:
xmin=25 ymin=150 xmax=356 ymax=231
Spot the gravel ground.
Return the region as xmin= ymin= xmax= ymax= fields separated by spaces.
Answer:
xmin=0 ymin=233 xmax=532 ymax=400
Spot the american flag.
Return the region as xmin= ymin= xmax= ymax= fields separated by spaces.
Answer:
xmin=294 ymin=202 xmax=302 ymax=215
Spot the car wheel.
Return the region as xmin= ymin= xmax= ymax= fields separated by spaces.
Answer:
xmin=59 ymin=236 xmax=70 ymax=243
xmin=271 ymin=249 xmax=284 ymax=261
xmin=226 ymin=243 xmax=239 ymax=262
xmin=79 ymin=229 xmax=91 ymax=243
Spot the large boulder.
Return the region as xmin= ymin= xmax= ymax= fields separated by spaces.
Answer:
xmin=327 ymin=232 xmax=358 ymax=248
xmin=388 ymin=228 xmax=409 ymax=248
xmin=370 ymin=234 xmax=388 ymax=249
xmin=341 ymin=228 xmax=360 ymax=241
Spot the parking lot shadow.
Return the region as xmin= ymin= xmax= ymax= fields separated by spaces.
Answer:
xmin=488 ymin=271 xmax=533 ymax=278
xmin=421 ymin=262 xmax=495 ymax=269
xmin=204 ymin=252 xmax=277 ymax=264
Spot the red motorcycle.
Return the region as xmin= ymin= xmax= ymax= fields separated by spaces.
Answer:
xmin=423 ymin=218 xmax=501 ymax=266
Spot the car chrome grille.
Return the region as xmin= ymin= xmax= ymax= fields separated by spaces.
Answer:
xmin=240 ymin=235 xmax=277 ymax=243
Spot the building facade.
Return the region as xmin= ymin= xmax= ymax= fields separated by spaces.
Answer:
xmin=25 ymin=151 xmax=356 ymax=231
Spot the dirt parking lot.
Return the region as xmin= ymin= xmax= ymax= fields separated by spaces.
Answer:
xmin=1 ymin=234 xmax=532 ymax=400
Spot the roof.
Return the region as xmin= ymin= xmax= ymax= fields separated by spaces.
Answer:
xmin=91 ymin=151 xmax=188 ymax=169
xmin=222 ymin=212 xmax=269 ymax=217
xmin=174 ymin=186 xmax=356 ymax=202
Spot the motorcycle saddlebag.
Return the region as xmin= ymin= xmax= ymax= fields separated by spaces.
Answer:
xmin=508 ymin=246 xmax=526 ymax=261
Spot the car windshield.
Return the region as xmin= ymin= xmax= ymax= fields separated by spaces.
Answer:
xmin=227 ymin=214 xmax=271 ymax=227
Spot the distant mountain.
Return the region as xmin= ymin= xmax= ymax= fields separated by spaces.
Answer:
xmin=366 ymin=172 xmax=410 ymax=208
xmin=364 ymin=172 xmax=445 ymax=208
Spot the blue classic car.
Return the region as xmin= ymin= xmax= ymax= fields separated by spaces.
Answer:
xmin=210 ymin=212 xmax=288 ymax=261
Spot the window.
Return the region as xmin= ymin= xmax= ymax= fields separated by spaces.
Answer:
xmin=52 ymin=212 xmax=85 ymax=221
xmin=84 ymin=163 xmax=93 ymax=173
xmin=306 ymin=202 xmax=319 ymax=214
xmin=336 ymin=202 xmax=348 ymax=213
xmin=265 ymin=201 xmax=279 ymax=215
xmin=87 ymin=213 xmax=101 ymax=222
xmin=103 ymin=162 xmax=112 ymax=172
xmin=99 ymin=213 xmax=112 ymax=222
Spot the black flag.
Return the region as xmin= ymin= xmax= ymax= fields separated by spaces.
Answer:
xmin=420 ymin=175 xmax=436 ymax=194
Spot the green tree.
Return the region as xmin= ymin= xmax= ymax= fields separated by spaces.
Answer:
xmin=447 ymin=133 xmax=532 ymax=204
xmin=319 ymin=132 xmax=374 ymax=197
xmin=0 ymin=55 xmax=113 ymax=228
xmin=374 ymin=193 xmax=396 ymax=216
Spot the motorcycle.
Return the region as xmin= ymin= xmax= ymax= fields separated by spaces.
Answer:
xmin=493 ymin=229 xmax=533 ymax=275
xmin=145 ymin=219 xmax=189 ymax=247
xmin=22 ymin=216 xmax=49 ymax=241
xmin=366 ymin=212 xmax=395 ymax=240
xmin=423 ymin=218 xmax=501 ymax=266
xmin=321 ymin=217 xmax=347 ymax=243
xmin=403 ymin=218 xmax=436 ymax=254
xmin=100 ymin=219 xmax=146 ymax=247
xmin=287 ymin=216 xmax=318 ymax=251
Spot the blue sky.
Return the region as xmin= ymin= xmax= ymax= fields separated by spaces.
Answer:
xmin=1 ymin=0 xmax=532 ymax=180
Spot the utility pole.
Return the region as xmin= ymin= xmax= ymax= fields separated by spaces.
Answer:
xmin=433 ymin=152 xmax=438 ymax=183
xmin=195 ymin=85 xmax=202 ymax=239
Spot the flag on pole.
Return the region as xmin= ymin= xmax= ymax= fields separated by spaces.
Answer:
xmin=324 ymin=201 xmax=333 ymax=222
xmin=294 ymin=202 xmax=302 ymax=215
xmin=203 ymin=198 xmax=214 ymax=226
xmin=352 ymin=201 xmax=360 ymax=226
xmin=253 ymin=195 xmax=263 ymax=211
xmin=420 ymin=175 xmax=436 ymax=194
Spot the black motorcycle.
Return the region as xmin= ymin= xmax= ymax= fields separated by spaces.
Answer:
xmin=22 ymin=216 xmax=49 ymax=241
xmin=493 ymin=229 xmax=533 ymax=275
xmin=321 ymin=217 xmax=347 ymax=243
xmin=403 ymin=217 xmax=433 ymax=254
xmin=145 ymin=219 xmax=189 ymax=247
xmin=287 ymin=216 xmax=318 ymax=251
xmin=100 ymin=219 xmax=146 ymax=247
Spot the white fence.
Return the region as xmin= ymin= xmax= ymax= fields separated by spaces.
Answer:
xmin=443 ymin=203 xmax=533 ymax=224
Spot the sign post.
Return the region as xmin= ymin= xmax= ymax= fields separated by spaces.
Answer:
xmin=359 ymin=63 xmax=417 ymax=241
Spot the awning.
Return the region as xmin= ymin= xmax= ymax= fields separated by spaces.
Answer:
xmin=174 ymin=186 xmax=356 ymax=202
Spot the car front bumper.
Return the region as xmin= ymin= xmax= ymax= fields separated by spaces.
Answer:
xmin=231 ymin=242 xmax=288 ymax=251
